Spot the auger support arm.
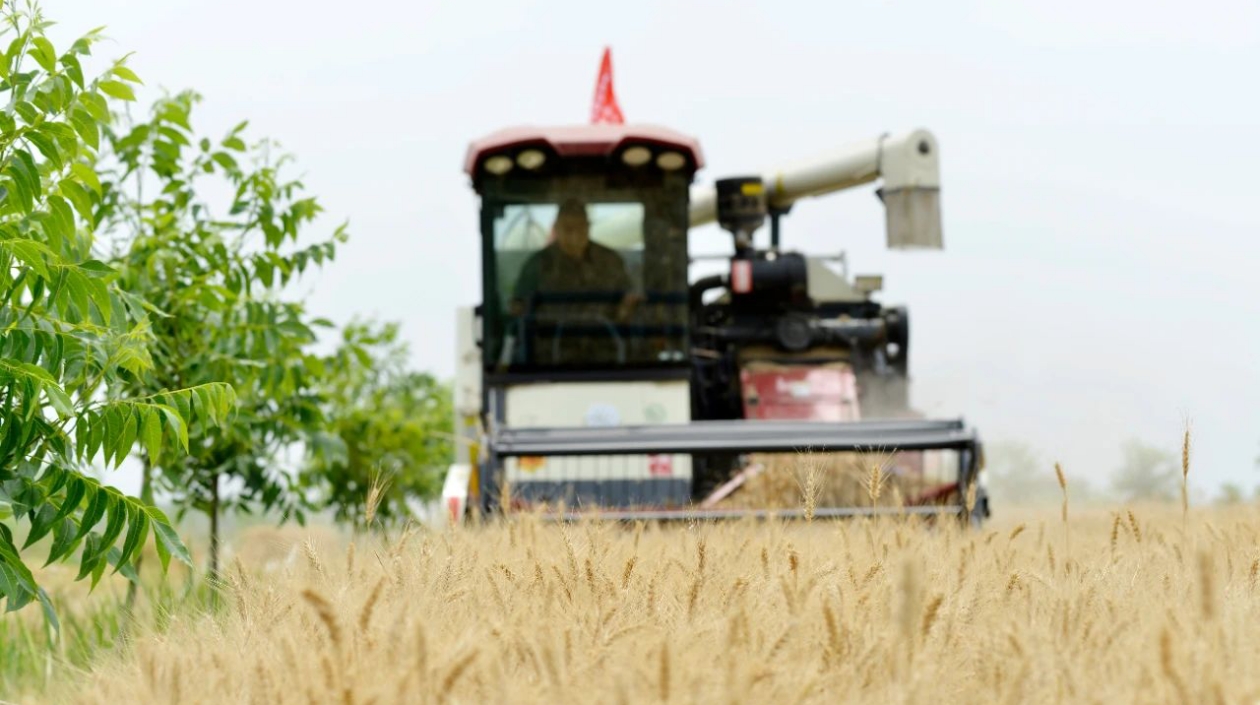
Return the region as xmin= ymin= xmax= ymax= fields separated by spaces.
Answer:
xmin=689 ymin=129 xmax=943 ymax=249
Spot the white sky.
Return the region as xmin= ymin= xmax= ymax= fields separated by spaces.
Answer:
xmin=54 ymin=0 xmax=1259 ymax=496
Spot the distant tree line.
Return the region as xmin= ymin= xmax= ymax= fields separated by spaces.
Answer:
xmin=985 ymin=438 xmax=1258 ymax=508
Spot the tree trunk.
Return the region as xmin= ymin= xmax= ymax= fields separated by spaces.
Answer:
xmin=208 ymin=472 xmax=221 ymax=582
xmin=125 ymin=457 xmax=153 ymax=614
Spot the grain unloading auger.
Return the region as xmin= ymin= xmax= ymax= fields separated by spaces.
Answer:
xmin=441 ymin=123 xmax=988 ymax=526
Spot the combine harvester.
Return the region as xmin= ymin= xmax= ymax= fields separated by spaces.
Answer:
xmin=440 ymin=51 xmax=987 ymax=525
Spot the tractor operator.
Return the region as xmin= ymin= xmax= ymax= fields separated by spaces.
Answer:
xmin=509 ymin=199 xmax=641 ymax=362
xmin=510 ymin=199 xmax=640 ymax=321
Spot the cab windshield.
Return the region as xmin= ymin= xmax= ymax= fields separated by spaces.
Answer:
xmin=481 ymin=175 xmax=689 ymax=374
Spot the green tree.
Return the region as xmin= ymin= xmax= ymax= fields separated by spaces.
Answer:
xmin=983 ymin=441 xmax=1060 ymax=506
xmin=1111 ymin=439 xmax=1179 ymax=503
xmin=0 ymin=5 xmax=232 ymax=613
xmin=302 ymin=320 xmax=452 ymax=529
xmin=1216 ymin=482 xmax=1244 ymax=505
xmin=100 ymin=90 xmax=344 ymax=578
xmin=983 ymin=440 xmax=1104 ymax=507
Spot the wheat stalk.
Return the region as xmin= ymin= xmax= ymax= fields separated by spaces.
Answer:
xmin=797 ymin=454 xmax=822 ymax=522
xmin=301 ymin=588 xmax=344 ymax=654
xmin=364 ymin=468 xmax=392 ymax=529
xmin=1198 ymin=551 xmax=1216 ymax=621
xmin=1110 ymin=514 xmax=1121 ymax=560
xmin=438 ymin=650 xmax=478 ymax=700
xmin=358 ymin=577 xmax=387 ymax=636
xmin=1159 ymin=628 xmax=1190 ymax=702
xmin=865 ymin=464 xmax=886 ymax=510
xmin=1054 ymin=462 xmax=1069 ymax=557
xmin=921 ymin=594 xmax=945 ymax=638
xmin=1127 ymin=510 xmax=1143 ymax=543
xmin=621 ymin=555 xmax=638 ymax=590
xmin=304 ymin=539 xmax=327 ymax=581
xmin=658 ymin=640 xmax=671 ymax=702
xmin=1181 ymin=421 xmax=1192 ymax=532
xmin=897 ymin=558 xmax=923 ymax=646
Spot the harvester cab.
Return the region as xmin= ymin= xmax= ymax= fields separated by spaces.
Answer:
xmin=444 ymin=121 xmax=987 ymax=524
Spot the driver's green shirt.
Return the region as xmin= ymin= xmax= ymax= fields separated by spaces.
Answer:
xmin=512 ymin=241 xmax=631 ymax=305
xmin=511 ymin=242 xmax=632 ymax=364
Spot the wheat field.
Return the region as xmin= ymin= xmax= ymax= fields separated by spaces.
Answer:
xmin=24 ymin=502 xmax=1259 ymax=705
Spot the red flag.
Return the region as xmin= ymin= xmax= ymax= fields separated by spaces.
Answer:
xmin=590 ymin=47 xmax=624 ymax=125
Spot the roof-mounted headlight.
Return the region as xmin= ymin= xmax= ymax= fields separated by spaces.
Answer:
xmin=656 ymin=151 xmax=686 ymax=171
xmin=516 ymin=149 xmax=546 ymax=170
xmin=484 ymin=155 xmax=514 ymax=175
xmin=621 ymin=146 xmax=652 ymax=167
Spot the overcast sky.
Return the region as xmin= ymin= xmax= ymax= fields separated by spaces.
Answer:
xmin=55 ymin=0 xmax=1259 ymax=496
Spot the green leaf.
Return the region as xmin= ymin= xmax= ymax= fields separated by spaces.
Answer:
xmin=64 ymin=270 xmax=90 ymax=318
xmin=106 ymin=546 xmax=139 ymax=583
xmin=117 ymin=413 xmax=138 ymax=467
xmin=69 ymin=163 xmax=101 ymax=194
xmin=60 ymin=52 xmax=84 ymax=88
xmin=211 ymin=152 xmax=237 ymax=171
xmin=49 ymin=476 xmax=85 ymax=529
xmin=59 ymin=179 xmax=94 ymax=221
xmin=90 ymin=495 xmax=127 ymax=564
xmin=0 ymin=546 xmax=37 ymax=611
xmin=46 ymin=195 xmax=76 ymax=250
xmin=19 ymin=361 xmax=54 ymax=384
xmin=79 ymin=92 xmax=110 ymax=123
xmin=84 ymin=277 xmax=112 ymax=324
xmin=0 ymin=529 xmax=38 ymax=597
xmin=143 ymin=505 xmax=191 ymax=571
xmin=0 ymin=239 xmax=53 ymax=280
xmin=110 ymin=65 xmax=142 ymax=84
xmin=76 ymin=534 xmax=101 ymax=581
xmin=14 ymin=101 xmax=40 ymax=125
xmin=5 ymin=152 xmax=38 ymax=214
xmin=22 ymin=504 xmax=58 ymax=549
xmin=78 ymin=259 xmax=113 ymax=276
xmin=116 ymin=503 xmax=148 ymax=569
xmin=191 ymin=386 xmax=209 ymax=425
xmin=44 ymin=382 xmax=73 ymax=418
xmin=90 ymin=552 xmax=108 ymax=590
xmin=0 ymin=565 xmax=19 ymax=606
xmin=68 ymin=108 xmax=99 ymax=151
xmin=73 ymin=486 xmax=108 ymax=542
xmin=25 ymin=130 xmax=62 ymax=169
xmin=45 ymin=519 xmax=82 ymax=566
xmin=157 ymin=125 xmax=189 ymax=146
xmin=87 ymin=411 xmax=106 ymax=462
xmin=97 ymin=80 xmax=135 ymax=101
xmin=37 ymin=589 xmax=60 ymax=634
xmin=28 ymin=37 xmax=57 ymax=72
xmin=141 ymin=408 xmax=161 ymax=461
xmin=103 ymin=407 xmax=124 ymax=466
xmin=159 ymin=406 xmax=188 ymax=452
xmin=170 ymin=392 xmax=191 ymax=429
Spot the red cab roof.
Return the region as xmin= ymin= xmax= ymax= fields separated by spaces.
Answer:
xmin=464 ymin=123 xmax=704 ymax=175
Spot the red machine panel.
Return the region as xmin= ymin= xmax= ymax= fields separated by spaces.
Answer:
xmin=739 ymin=362 xmax=860 ymax=422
